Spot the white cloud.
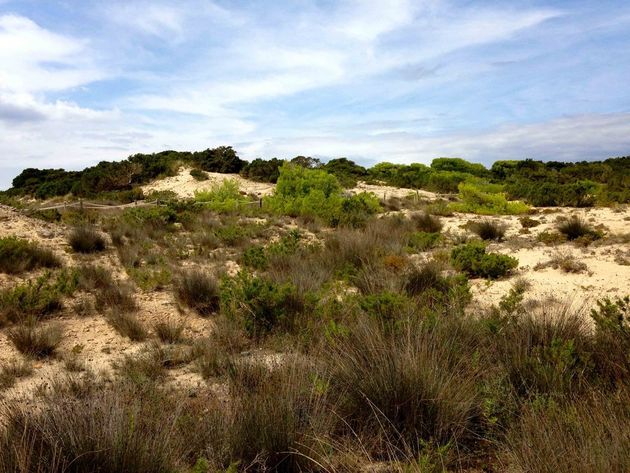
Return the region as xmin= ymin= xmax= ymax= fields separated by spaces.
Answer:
xmin=0 ymin=14 xmax=105 ymax=93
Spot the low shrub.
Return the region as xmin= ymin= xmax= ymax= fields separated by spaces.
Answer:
xmin=407 ymin=231 xmax=441 ymax=251
xmin=558 ymin=216 xmax=602 ymax=241
xmin=451 ymin=242 xmax=518 ymax=279
xmin=359 ymin=291 xmax=412 ymax=324
xmin=220 ymin=271 xmax=304 ymax=338
xmin=8 ymin=322 xmax=64 ymax=358
xmin=0 ymin=237 xmax=61 ymax=274
xmin=175 ymin=270 xmax=220 ymax=316
xmin=68 ymin=226 xmax=106 ymax=253
xmin=519 ymin=216 xmax=540 ymax=228
xmin=450 ymin=181 xmax=530 ymax=215
xmin=470 ymin=219 xmax=506 ymax=241
xmin=189 ymin=168 xmax=208 ymax=181
xmin=194 ymin=179 xmax=252 ymax=213
xmin=0 ymin=271 xmax=77 ymax=325
xmin=534 ymin=251 xmax=588 ymax=273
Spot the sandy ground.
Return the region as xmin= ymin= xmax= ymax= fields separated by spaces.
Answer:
xmin=1 ymin=193 xmax=628 ymax=403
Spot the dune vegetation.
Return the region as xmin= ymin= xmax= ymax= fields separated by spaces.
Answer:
xmin=0 ymin=149 xmax=628 ymax=472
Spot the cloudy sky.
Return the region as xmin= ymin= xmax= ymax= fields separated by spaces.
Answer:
xmin=1 ymin=0 xmax=629 ymax=189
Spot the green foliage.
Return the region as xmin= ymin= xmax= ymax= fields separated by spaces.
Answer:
xmin=323 ymin=157 xmax=367 ymax=187
xmin=451 ymin=241 xmax=518 ymax=279
xmin=123 ymin=206 xmax=177 ymax=228
xmin=406 ymin=231 xmax=441 ymax=251
xmin=194 ymin=180 xmax=251 ymax=213
xmin=0 ymin=237 xmax=61 ymax=274
xmin=240 ymin=158 xmax=284 ymax=183
xmin=190 ymin=169 xmax=208 ymax=181
xmin=431 ymin=157 xmax=489 ymax=177
xmin=0 ymin=270 xmax=77 ymax=325
xmin=266 ymin=163 xmax=379 ymax=226
xmin=359 ymin=291 xmax=411 ymax=323
xmin=450 ymin=181 xmax=530 ymax=215
xmin=220 ymin=271 xmax=304 ymax=338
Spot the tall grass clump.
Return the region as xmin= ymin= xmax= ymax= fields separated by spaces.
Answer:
xmin=470 ymin=219 xmax=506 ymax=241
xmin=106 ymin=310 xmax=147 ymax=341
xmin=0 ymin=359 xmax=33 ymax=390
xmin=68 ymin=225 xmax=106 ymax=253
xmin=503 ymin=388 xmax=630 ymax=473
xmin=175 ymin=269 xmax=220 ymax=316
xmin=326 ymin=317 xmax=482 ymax=463
xmin=557 ymin=216 xmax=601 ymax=241
xmin=0 ymin=237 xmax=60 ymax=274
xmin=0 ymin=382 xmax=199 ymax=473
xmin=411 ymin=212 xmax=443 ymax=233
xmin=8 ymin=322 xmax=64 ymax=358
xmin=77 ymin=265 xmax=137 ymax=312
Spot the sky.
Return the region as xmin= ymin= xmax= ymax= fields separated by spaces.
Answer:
xmin=1 ymin=0 xmax=630 ymax=189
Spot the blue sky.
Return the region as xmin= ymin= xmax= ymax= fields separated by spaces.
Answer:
xmin=1 ymin=0 xmax=630 ymax=189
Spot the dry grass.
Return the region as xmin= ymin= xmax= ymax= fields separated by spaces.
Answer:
xmin=106 ymin=310 xmax=147 ymax=341
xmin=0 ymin=358 xmax=33 ymax=390
xmin=175 ymin=269 xmax=220 ymax=316
xmin=68 ymin=225 xmax=106 ymax=253
xmin=470 ymin=219 xmax=507 ymax=241
xmin=8 ymin=322 xmax=63 ymax=358
xmin=153 ymin=319 xmax=186 ymax=344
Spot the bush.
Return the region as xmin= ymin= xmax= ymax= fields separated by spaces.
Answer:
xmin=189 ymin=168 xmax=208 ymax=181
xmin=220 ymin=271 xmax=304 ymax=338
xmin=0 ymin=237 xmax=61 ymax=274
xmin=451 ymin=242 xmax=518 ymax=279
xmin=68 ymin=226 xmax=106 ymax=253
xmin=175 ymin=270 xmax=220 ymax=316
xmin=8 ymin=322 xmax=64 ymax=358
xmin=519 ymin=216 xmax=540 ymax=228
xmin=558 ymin=216 xmax=601 ymax=241
xmin=450 ymin=181 xmax=530 ymax=215
xmin=265 ymin=163 xmax=380 ymax=227
xmin=406 ymin=231 xmax=441 ymax=251
xmin=0 ymin=271 xmax=77 ymax=324
xmin=194 ymin=179 xmax=252 ymax=213
xmin=470 ymin=219 xmax=506 ymax=241
xmin=240 ymin=157 xmax=284 ymax=183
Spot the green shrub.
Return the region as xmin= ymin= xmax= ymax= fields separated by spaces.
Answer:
xmin=0 ymin=271 xmax=77 ymax=324
xmin=359 ymin=291 xmax=411 ymax=323
xmin=189 ymin=168 xmax=208 ymax=181
xmin=240 ymin=158 xmax=283 ymax=183
xmin=265 ymin=163 xmax=379 ymax=226
xmin=450 ymin=181 xmax=530 ymax=215
xmin=122 ymin=206 xmax=177 ymax=229
xmin=194 ymin=180 xmax=252 ymax=213
xmin=0 ymin=237 xmax=61 ymax=274
xmin=68 ymin=226 xmax=106 ymax=253
xmin=406 ymin=231 xmax=441 ymax=251
xmin=241 ymin=245 xmax=268 ymax=270
xmin=451 ymin=242 xmax=518 ymax=279
xmin=220 ymin=271 xmax=304 ymax=338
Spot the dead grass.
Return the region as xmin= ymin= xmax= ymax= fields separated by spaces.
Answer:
xmin=0 ymin=358 xmax=33 ymax=390
xmin=106 ymin=310 xmax=147 ymax=341
xmin=8 ymin=322 xmax=64 ymax=358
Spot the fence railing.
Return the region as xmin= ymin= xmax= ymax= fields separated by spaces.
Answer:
xmin=35 ymin=199 xmax=160 ymax=212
